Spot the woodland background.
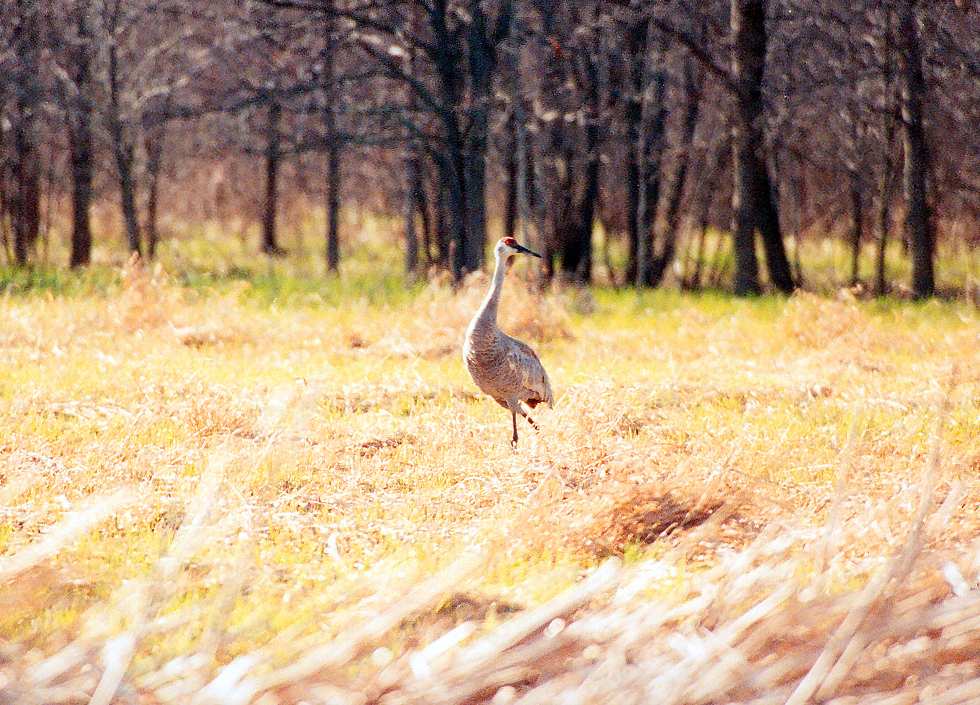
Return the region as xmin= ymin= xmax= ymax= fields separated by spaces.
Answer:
xmin=2 ymin=3 xmax=980 ymax=703
xmin=1 ymin=0 xmax=977 ymax=298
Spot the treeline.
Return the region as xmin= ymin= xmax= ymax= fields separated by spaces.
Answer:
xmin=1 ymin=0 xmax=977 ymax=296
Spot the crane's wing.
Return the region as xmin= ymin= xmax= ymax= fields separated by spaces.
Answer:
xmin=505 ymin=337 xmax=553 ymax=406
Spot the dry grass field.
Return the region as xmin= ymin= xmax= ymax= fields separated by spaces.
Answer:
xmin=0 ymin=249 xmax=978 ymax=704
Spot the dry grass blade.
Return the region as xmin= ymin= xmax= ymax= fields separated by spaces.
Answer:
xmin=788 ymin=378 xmax=954 ymax=705
xmin=450 ymin=558 xmax=619 ymax=668
xmin=0 ymin=490 xmax=133 ymax=584
xmin=815 ymin=413 xmax=863 ymax=579
xmin=254 ymin=549 xmax=486 ymax=692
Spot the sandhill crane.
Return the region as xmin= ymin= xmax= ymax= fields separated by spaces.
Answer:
xmin=463 ymin=237 xmax=553 ymax=446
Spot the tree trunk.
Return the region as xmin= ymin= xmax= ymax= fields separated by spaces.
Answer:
xmin=689 ymin=207 xmax=711 ymax=290
xmin=649 ymin=60 xmax=703 ymax=287
xmin=426 ymin=0 xmax=510 ymax=279
xmin=68 ymin=5 xmax=95 ymax=268
xmin=849 ymin=171 xmax=863 ymax=285
xmin=567 ymin=129 xmax=599 ymax=283
xmin=875 ymin=139 xmax=897 ymax=296
xmin=144 ymin=125 xmax=166 ymax=259
xmin=875 ymin=10 xmax=897 ymax=297
xmin=560 ymin=28 xmax=601 ymax=284
xmin=504 ymin=112 xmax=518 ymax=240
xmin=262 ymin=99 xmax=285 ymax=256
xmin=635 ymin=155 xmax=651 ymax=287
xmin=404 ymin=148 xmax=421 ymax=275
xmin=433 ymin=171 xmax=451 ymax=267
xmin=0 ymin=126 xmax=10 ymax=263
xmin=325 ymin=142 xmax=341 ymax=270
xmin=624 ymin=18 xmax=647 ymax=284
xmin=69 ymin=120 xmax=94 ymax=268
xmin=11 ymin=0 xmax=41 ymax=266
xmin=898 ymin=0 xmax=933 ymax=298
xmin=460 ymin=3 xmax=494 ymax=275
xmin=510 ymin=45 xmax=540 ymax=284
xmin=730 ymin=0 xmax=793 ymax=294
xmin=117 ymin=147 xmax=142 ymax=257
xmin=417 ymin=164 xmax=433 ymax=265
xmin=626 ymin=143 xmax=640 ymax=284
xmin=12 ymin=111 xmax=41 ymax=267
xmin=430 ymin=1 xmax=468 ymax=282
xmin=875 ymin=165 xmax=892 ymax=296
xmin=730 ymin=36 xmax=761 ymax=294
xmin=756 ymin=164 xmax=793 ymax=292
xmin=322 ymin=9 xmax=341 ymax=271
xmin=636 ymin=66 xmax=668 ymax=286
xmin=108 ymin=43 xmax=141 ymax=257
xmin=791 ymin=157 xmax=805 ymax=284
xmin=730 ymin=136 xmax=760 ymax=293
xmin=515 ymin=99 xmax=533 ymax=248
xmin=442 ymin=151 xmax=467 ymax=281
xmin=630 ymin=24 xmax=668 ymax=287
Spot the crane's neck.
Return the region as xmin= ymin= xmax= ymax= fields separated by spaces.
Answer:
xmin=474 ymin=251 xmax=510 ymax=328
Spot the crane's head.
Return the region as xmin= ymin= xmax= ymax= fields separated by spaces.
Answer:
xmin=497 ymin=237 xmax=542 ymax=260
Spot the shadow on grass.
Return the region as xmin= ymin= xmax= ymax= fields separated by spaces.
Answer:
xmin=584 ymin=489 xmax=726 ymax=558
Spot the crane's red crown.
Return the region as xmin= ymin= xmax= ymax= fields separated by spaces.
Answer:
xmin=501 ymin=237 xmax=518 ymax=247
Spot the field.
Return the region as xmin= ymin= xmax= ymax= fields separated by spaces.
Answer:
xmin=1 ymin=234 xmax=978 ymax=704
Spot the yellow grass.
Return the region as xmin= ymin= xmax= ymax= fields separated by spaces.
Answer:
xmin=0 ymin=253 xmax=978 ymax=703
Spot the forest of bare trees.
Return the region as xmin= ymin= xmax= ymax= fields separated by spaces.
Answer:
xmin=1 ymin=0 xmax=977 ymax=297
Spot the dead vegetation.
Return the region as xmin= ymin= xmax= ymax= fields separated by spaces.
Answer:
xmin=1 ymin=431 xmax=979 ymax=705
xmin=0 ymin=270 xmax=977 ymax=704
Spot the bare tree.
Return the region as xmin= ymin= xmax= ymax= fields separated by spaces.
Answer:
xmin=317 ymin=0 xmax=515 ymax=279
xmin=101 ymin=0 xmax=143 ymax=255
xmin=261 ymin=97 xmax=285 ymax=255
xmin=897 ymin=0 xmax=933 ymax=298
xmin=730 ymin=0 xmax=793 ymax=294
xmin=46 ymin=0 xmax=98 ymax=267
xmin=6 ymin=0 xmax=42 ymax=265
xmin=648 ymin=57 xmax=704 ymax=287
xmin=320 ymin=6 xmax=342 ymax=271
xmin=874 ymin=8 xmax=899 ymax=296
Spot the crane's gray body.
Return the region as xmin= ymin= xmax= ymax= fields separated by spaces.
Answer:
xmin=463 ymin=242 xmax=552 ymax=443
xmin=463 ymin=314 xmax=553 ymax=411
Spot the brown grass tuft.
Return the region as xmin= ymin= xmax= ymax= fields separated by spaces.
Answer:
xmin=581 ymin=483 xmax=727 ymax=557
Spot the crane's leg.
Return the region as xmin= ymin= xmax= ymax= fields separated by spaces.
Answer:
xmin=511 ymin=409 xmax=519 ymax=447
xmin=518 ymin=405 xmax=539 ymax=431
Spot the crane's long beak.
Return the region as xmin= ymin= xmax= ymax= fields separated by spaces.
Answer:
xmin=514 ymin=243 xmax=542 ymax=258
